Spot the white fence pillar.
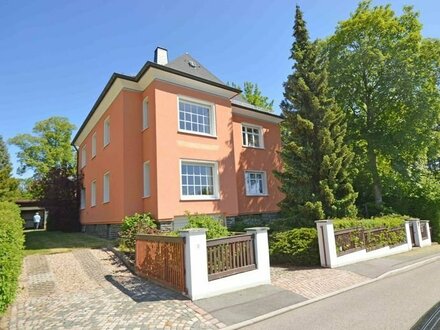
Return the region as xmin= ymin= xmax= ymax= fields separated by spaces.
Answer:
xmin=315 ymin=220 xmax=337 ymax=268
xmin=179 ymin=229 xmax=208 ymax=300
xmin=420 ymin=220 xmax=432 ymax=247
xmin=245 ymin=227 xmax=271 ymax=283
xmin=408 ymin=218 xmax=422 ymax=247
xmin=404 ymin=221 xmax=413 ymax=248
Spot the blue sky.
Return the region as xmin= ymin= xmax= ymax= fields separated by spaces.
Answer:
xmin=1 ymin=0 xmax=439 ymax=178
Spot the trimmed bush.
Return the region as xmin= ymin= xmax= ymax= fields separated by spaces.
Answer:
xmin=269 ymin=228 xmax=320 ymax=266
xmin=0 ymin=202 xmax=25 ymax=314
xmin=119 ymin=213 xmax=158 ymax=251
xmin=228 ymin=218 xmax=292 ymax=234
xmin=182 ymin=213 xmax=229 ymax=239
xmin=333 ymin=214 xmax=406 ymax=230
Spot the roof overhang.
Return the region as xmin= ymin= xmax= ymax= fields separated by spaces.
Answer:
xmin=231 ymin=100 xmax=283 ymax=124
xmin=72 ymin=62 xmax=241 ymax=146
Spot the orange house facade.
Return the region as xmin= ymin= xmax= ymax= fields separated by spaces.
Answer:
xmin=73 ymin=48 xmax=283 ymax=237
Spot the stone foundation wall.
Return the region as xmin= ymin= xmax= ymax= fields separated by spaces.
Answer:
xmin=82 ymin=224 xmax=121 ymax=240
xmin=226 ymin=212 xmax=280 ymax=229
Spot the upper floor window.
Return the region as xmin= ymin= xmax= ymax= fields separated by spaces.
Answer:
xmin=178 ymin=98 xmax=215 ymax=136
xmin=92 ymin=132 xmax=97 ymax=158
xmin=103 ymin=117 xmax=110 ymax=147
xmin=242 ymin=124 xmax=263 ymax=148
xmin=180 ymin=160 xmax=219 ymax=200
xmin=245 ymin=171 xmax=268 ymax=196
xmin=142 ymin=98 xmax=149 ymax=130
xmin=103 ymin=172 xmax=110 ymax=203
xmin=81 ymin=146 xmax=87 ymax=168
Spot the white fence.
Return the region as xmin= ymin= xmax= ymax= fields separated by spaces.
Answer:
xmin=179 ymin=227 xmax=271 ymax=300
xmin=316 ymin=219 xmax=431 ymax=268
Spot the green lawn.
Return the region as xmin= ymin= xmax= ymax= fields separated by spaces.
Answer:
xmin=24 ymin=230 xmax=113 ymax=256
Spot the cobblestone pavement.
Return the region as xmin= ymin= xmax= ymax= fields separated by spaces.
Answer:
xmin=0 ymin=249 xmax=223 ymax=330
xmin=271 ymin=266 xmax=369 ymax=299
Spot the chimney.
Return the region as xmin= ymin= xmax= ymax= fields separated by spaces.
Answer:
xmin=154 ymin=47 xmax=168 ymax=65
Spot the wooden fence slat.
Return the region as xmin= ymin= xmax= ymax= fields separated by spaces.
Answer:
xmin=206 ymin=234 xmax=256 ymax=281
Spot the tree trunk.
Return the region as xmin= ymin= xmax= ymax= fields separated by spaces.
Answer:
xmin=367 ymin=143 xmax=383 ymax=207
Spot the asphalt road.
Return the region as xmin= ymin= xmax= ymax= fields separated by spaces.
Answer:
xmin=243 ymin=259 xmax=440 ymax=330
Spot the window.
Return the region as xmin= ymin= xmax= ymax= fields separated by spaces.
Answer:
xmin=92 ymin=132 xmax=97 ymax=158
xmin=103 ymin=172 xmax=110 ymax=203
xmin=81 ymin=146 xmax=86 ymax=168
xmin=143 ymin=162 xmax=151 ymax=197
xmin=91 ymin=181 xmax=96 ymax=207
xmin=242 ymin=124 xmax=263 ymax=148
xmin=180 ymin=160 xmax=218 ymax=199
xmin=142 ymin=98 xmax=149 ymax=130
xmin=178 ymin=98 xmax=215 ymax=136
xmin=80 ymin=188 xmax=86 ymax=209
xmin=245 ymin=171 xmax=267 ymax=196
xmin=103 ymin=117 xmax=110 ymax=147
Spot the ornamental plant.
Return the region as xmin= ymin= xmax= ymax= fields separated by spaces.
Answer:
xmin=119 ymin=213 xmax=158 ymax=251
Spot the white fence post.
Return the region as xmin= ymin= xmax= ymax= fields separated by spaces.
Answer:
xmin=420 ymin=220 xmax=432 ymax=247
xmin=179 ymin=229 xmax=208 ymax=300
xmin=408 ymin=218 xmax=422 ymax=247
xmin=315 ymin=220 xmax=337 ymax=268
xmin=245 ymin=227 xmax=271 ymax=283
xmin=404 ymin=221 xmax=413 ymax=249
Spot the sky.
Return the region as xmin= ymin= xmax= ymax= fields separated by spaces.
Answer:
xmin=1 ymin=0 xmax=439 ymax=178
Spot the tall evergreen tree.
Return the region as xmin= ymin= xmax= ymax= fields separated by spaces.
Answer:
xmin=0 ymin=135 xmax=19 ymax=201
xmin=275 ymin=6 xmax=358 ymax=226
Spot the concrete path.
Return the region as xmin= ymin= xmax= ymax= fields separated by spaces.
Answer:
xmin=194 ymin=285 xmax=305 ymax=326
xmin=0 ymin=249 xmax=223 ymax=330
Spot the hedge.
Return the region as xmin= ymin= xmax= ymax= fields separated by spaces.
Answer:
xmin=0 ymin=202 xmax=25 ymax=314
xmin=269 ymin=228 xmax=320 ymax=266
xmin=333 ymin=215 xmax=406 ymax=231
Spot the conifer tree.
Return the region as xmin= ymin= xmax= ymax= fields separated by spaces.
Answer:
xmin=275 ymin=6 xmax=358 ymax=226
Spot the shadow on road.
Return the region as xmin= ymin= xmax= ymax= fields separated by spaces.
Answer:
xmin=411 ymin=301 xmax=440 ymax=330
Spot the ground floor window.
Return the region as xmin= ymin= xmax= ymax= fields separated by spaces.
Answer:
xmin=180 ymin=160 xmax=218 ymax=199
xmin=245 ymin=171 xmax=268 ymax=196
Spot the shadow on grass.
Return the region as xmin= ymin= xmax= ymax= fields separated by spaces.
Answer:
xmin=104 ymin=274 xmax=187 ymax=302
xmin=24 ymin=230 xmax=113 ymax=255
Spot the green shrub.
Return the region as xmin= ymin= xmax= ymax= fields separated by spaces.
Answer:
xmin=0 ymin=202 xmax=25 ymax=315
xmin=269 ymin=228 xmax=320 ymax=266
xmin=333 ymin=214 xmax=406 ymax=230
xmin=119 ymin=213 xmax=157 ymax=251
xmin=182 ymin=213 xmax=229 ymax=239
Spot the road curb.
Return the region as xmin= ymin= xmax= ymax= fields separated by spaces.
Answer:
xmin=224 ymin=254 xmax=440 ymax=330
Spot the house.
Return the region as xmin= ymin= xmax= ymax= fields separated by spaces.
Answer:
xmin=72 ymin=47 xmax=283 ymax=238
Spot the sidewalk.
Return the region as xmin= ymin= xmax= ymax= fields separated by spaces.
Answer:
xmin=194 ymin=244 xmax=440 ymax=328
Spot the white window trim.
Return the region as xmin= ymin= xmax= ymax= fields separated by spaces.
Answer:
xmin=91 ymin=180 xmax=97 ymax=207
xmin=242 ymin=123 xmax=264 ymax=149
xmin=103 ymin=116 xmax=110 ymax=147
xmin=177 ymin=96 xmax=217 ymax=138
xmin=244 ymin=170 xmax=268 ymax=196
xmin=92 ymin=132 xmax=97 ymax=158
xmin=81 ymin=146 xmax=87 ymax=169
xmin=142 ymin=97 xmax=149 ymax=131
xmin=179 ymin=159 xmax=219 ymax=200
xmin=103 ymin=172 xmax=110 ymax=204
xmin=80 ymin=188 xmax=86 ymax=210
xmin=143 ymin=161 xmax=151 ymax=198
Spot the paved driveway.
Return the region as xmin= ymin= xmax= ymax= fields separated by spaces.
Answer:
xmin=1 ymin=249 xmax=221 ymax=330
